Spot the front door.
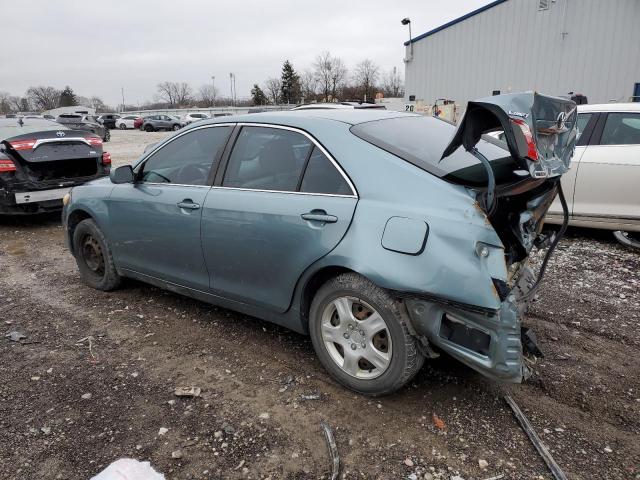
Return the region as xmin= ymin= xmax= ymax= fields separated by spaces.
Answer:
xmin=201 ymin=125 xmax=357 ymax=312
xmin=573 ymin=111 xmax=640 ymax=222
xmin=108 ymin=125 xmax=233 ymax=290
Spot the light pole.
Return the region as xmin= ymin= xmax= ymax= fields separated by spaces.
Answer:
xmin=211 ymin=76 xmax=216 ymax=108
xmin=401 ymin=18 xmax=413 ymax=62
xmin=229 ymin=72 xmax=234 ymax=108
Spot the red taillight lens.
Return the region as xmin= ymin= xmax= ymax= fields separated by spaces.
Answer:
xmin=102 ymin=151 xmax=112 ymax=165
xmin=85 ymin=136 xmax=103 ymax=147
xmin=8 ymin=139 xmax=36 ymax=151
xmin=0 ymin=158 xmax=16 ymax=172
xmin=510 ymin=118 xmax=538 ymax=161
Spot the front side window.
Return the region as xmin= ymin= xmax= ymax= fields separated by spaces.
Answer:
xmin=140 ymin=126 xmax=231 ymax=185
xmin=223 ymin=126 xmax=312 ymax=191
xmin=600 ymin=113 xmax=640 ymax=145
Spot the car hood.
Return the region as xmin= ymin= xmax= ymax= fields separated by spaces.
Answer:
xmin=442 ymin=92 xmax=578 ymax=179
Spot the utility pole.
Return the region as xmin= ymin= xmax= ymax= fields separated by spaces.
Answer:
xmin=121 ymin=87 xmax=125 ymax=112
xmin=233 ymin=73 xmax=237 ymax=108
xmin=229 ymin=73 xmax=234 ymax=108
xmin=211 ymin=76 xmax=216 ymax=108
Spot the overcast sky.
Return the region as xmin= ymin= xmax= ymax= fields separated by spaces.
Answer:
xmin=2 ymin=0 xmax=490 ymax=106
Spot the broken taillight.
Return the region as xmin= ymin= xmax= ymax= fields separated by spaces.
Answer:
xmin=0 ymin=158 xmax=16 ymax=172
xmin=102 ymin=151 xmax=112 ymax=165
xmin=510 ymin=118 xmax=538 ymax=161
xmin=85 ymin=136 xmax=103 ymax=146
xmin=8 ymin=139 xmax=36 ymax=150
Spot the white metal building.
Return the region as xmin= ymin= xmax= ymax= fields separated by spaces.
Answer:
xmin=404 ymin=0 xmax=640 ymax=108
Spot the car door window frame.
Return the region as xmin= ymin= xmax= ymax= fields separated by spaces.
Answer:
xmin=213 ymin=122 xmax=357 ymax=198
xmin=134 ymin=124 xmax=235 ymax=187
xmin=576 ymin=112 xmax=600 ymax=147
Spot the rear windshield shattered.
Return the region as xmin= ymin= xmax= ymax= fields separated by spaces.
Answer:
xmin=350 ymin=116 xmax=517 ymax=186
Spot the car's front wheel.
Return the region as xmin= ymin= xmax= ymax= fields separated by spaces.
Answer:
xmin=103 ymin=129 xmax=111 ymax=142
xmin=72 ymin=218 xmax=121 ymax=291
xmin=172 ymin=124 xmax=181 ymax=131
xmin=145 ymin=124 xmax=154 ymax=132
xmin=309 ymin=273 xmax=424 ymax=396
xmin=119 ymin=123 xmax=127 ymax=130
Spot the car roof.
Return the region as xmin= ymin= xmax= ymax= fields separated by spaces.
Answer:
xmin=201 ymin=109 xmax=413 ymax=127
xmin=578 ymin=103 xmax=640 ymax=113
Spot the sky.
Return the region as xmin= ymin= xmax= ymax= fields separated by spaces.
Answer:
xmin=1 ymin=0 xmax=490 ymax=107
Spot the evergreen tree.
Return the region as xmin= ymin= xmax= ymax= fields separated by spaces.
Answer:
xmin=251 ymin=84 xmax=268 ymax=105
xmin=280 ymin=60 xmax=301 ymax=104
xmin=58 ymin=86 xmax=77 ymax=107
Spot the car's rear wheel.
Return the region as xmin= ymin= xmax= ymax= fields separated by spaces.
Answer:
xmin=103 ymin=129 xmax=111 ymax=142
xmin=73 ymin=219 xmax=121 ymax=291
xmin=119 ymin=123 xmax=127 ymax=130
xmin=172 ymin=124 xmax=181 ymax=131
xmin=309 ymin=273 xmax=424 ymax=396
xmin=145 ymin=124 xmax=154 ymax=132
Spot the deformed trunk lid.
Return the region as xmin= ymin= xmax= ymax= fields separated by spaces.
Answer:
xmin=442 ymin=92 xmax=578 ymax=179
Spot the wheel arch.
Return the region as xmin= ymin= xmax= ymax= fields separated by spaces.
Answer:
xmin=66 ymin=208 xmax=96 ymax=256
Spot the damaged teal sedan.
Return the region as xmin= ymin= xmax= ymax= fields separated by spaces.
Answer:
xmin=62 ymin=93 xmax=577 ymax=395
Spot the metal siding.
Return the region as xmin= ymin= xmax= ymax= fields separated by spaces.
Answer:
xmin=405 ymin=0 xmax=640 ymax=106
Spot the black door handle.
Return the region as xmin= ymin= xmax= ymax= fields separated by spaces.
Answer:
xmin=177 ymin=199 xmax=200 ymax=210
xmin=301 ymin=211 xmax=338 ymax=223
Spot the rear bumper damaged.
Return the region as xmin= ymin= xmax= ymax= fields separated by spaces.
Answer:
xmin=404 ymin=266 xmax=536 ymax=383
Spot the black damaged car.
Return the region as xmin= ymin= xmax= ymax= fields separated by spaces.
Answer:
xmin=0 ymin=118 xmax=111 ymax=215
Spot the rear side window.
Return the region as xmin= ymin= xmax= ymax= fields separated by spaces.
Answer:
xmin=140 ymin=126 xmax=231 ymax=185
xmin=300 ymin=148 xmax=352 ymax=195
xmin=600 ymin=113 xmax=640 ymax=145
xmin=223 ymin=126 xmax=312 ymax=192
xmin=576 ymin=113 xmax=592 ymax=140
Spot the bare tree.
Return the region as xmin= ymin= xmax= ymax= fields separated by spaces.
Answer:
xmin=381 ymin=67 xmax=404 ymax=97
xmin=264 ymin=77 xmax=282 ymax=105
xmin=299 ymin=69 xmax=318 ymax=102
xmin=156 ymin=81 xmax=193 ymax=107
xmin=353 ymin=59 xmax=380 ymax=102
xmin=89 ymin=96 xmax=107 ymax=111
xmin=197 ymin=84 xmax=219 ymax=107
xmin=313 ymin=52 xmax=348 ymax=102
xmin=26 ymin=86 xmax=61 ymax=111
xmin=0 ymin=91 xmax=11 ymax=114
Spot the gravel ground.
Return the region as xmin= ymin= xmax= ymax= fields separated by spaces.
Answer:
xmin=0 ymin=130 xmax=638 ymax=479
xmin=107 ymin=128 xmax=172 ymax=167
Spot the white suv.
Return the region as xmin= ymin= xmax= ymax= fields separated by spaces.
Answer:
xmin=546 ymin=103 xmax=640 ymax=248
xmin=181 ymin=112 xmax=210 ymax=126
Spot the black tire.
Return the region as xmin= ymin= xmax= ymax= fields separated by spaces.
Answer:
xmin=309 ymin=273 xmax=424 ymax=396
xmin=172 ymin=124 xmax=181 ymax=131
xmin=103 ymin=129 xmax=111 ymax=142
xmin=145 ymin=124 xmax=154 ymax=132
xmin=72 ymin=218 xmax=121 ymax=291
xmin=119 ymin=123 xmax=127 ymax=130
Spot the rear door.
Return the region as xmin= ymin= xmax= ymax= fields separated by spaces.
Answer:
xmin=108 ymin=125 xmax=233 ymax=290
xmin=572 ymin=111 xmax=640 ymax=224
xmin=201 ymin=124 xmax=357 ymax=312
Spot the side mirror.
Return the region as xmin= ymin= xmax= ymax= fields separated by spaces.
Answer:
xmin=110 ymin=165 xmax=134 ymax=184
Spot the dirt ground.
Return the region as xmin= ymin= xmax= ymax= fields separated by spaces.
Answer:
xmin=1 ymin=130 xmax=639 ymax=479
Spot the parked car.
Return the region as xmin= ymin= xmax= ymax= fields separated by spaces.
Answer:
xmin=117 ymin=115 xmax=142 ymax=130
xmin=0 ymin=118 xmax=110 ymax=214
xmin=63 ymin=93 xmax=577 ymax=395
xmin=293 ymin=102 xmax=387 ymax=111
xmin=545 ymin=103 xmax=640 ymax=248
xmin=56 ymin=114 xmax=110 ymax=142
xmin=97 ymin=114 xmax=121 ymax=129
xmin=140 ymin=115 xmax=182 ymax=132
xmin=181 ymin=112 xmax=210 ymax=127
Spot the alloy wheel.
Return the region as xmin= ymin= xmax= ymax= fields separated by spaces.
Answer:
xmin=320 ymin=296 xmax=392 ymax=379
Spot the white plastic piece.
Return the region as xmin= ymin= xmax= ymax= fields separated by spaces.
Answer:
xmin=91 ymin=458 xmax=165 ymax=480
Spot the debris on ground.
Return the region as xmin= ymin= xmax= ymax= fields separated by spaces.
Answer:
xmin=403 ymin=457 xmax=414 ymax=467
xmin=81 ymin=393 xmax=92 ymax=400
xmin=478 ymin=459 xmax=488 ymax=469
xmin=504 ymin=395 xmax=568 ymax=480
xmin=300 ymin=393 xmax=321 ymax=401
xmin=320 ymin=421 xmax=340 ymax=480
xmin=171 ymin=450 xmax=183 ymax=459
xmin=5 ymin=331 xmax=26 ymax=342
xmin=158 ymin=427 xmax=169 ymax=435
xmin=173 ymin=386 xmax=201 ymax=397
xmin=432 ymin=413 xmax=447 ymax=431
xmin=91 ymin=458 xmax=165 ymax=480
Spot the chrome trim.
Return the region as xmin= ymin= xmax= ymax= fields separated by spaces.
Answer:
xmin=210 ymin=185 xmax=356 ymax=198
xmin=136 ymin=121 xmax=359 ymax=198
xmin=137 ymin=182 xmax=210 ymax=188
xmin=235 ymin=122 xmax=358 ymax=197
xmin=32 ymin=137 xmax=93 ymax=149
